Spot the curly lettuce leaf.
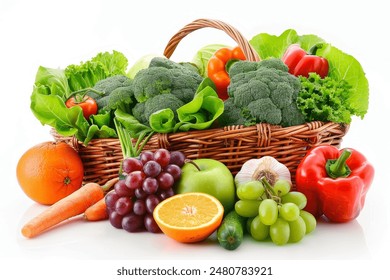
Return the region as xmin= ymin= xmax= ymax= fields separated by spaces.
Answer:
xmin=298 ymin=73 xmax=354 ymax=123
xmin=65 ymin=50 xmax=128 ymax=92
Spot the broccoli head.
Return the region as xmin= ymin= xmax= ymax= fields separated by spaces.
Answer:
xmin=132 ymin=57 xmax=203 ymax=104
xmin=219 ymin=58 xmax=305 ymax=127
xmin=87 ymin=75 xmax=135 ymax=113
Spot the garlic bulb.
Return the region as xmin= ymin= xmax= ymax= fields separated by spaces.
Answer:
xmin=235 ymin=156 xmax=291 ymax=187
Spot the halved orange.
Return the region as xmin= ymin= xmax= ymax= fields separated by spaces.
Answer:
xmin=153 ymin=192 xmax=224 ymax=243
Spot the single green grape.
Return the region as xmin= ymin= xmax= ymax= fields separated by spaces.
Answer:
xmin=258 ymin=199 xmax=278 ymax=225
xmin=236 ymin=180 xmax=265 ymax=200
xmin=273 ymin=179 xmax=291 ymax=197
xmin=246 ymin=217 xmax=255 ymax=233
xmin=279 ymin=202 xmax=300 ymax=222
xmin=235 ymin=200 xmax=262 ymax=217
xmin=299 ymin=210 xmax=317 ymax=234
xmin=250 ymin=215 xmax=270 ymax=241
xmin=270 ymin=218 xmax=290 ymax=246
xmin=281 ymin=191 xmax=307 ymax=210
xmin=288 ymin=216 xmax=306 ymax=243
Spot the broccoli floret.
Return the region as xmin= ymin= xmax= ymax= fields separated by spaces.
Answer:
xmin=132 ymin=57 xmax=203 ymax=103
xmin=90 ymin=75 xmax=130 ymax=98
xmin=247 ymin=98 xmax=282 ymax=125
xmin=217 ymin=98 xmax=246 ymax=127
xmin=257 ymin=58 xmax=289 ymax=72
xmin=132 ymin=67 xmax=172 ymax=102
xmin=281 ymin=103 xmax=306 ymax=127
xmin=87 ymin=75 xmax=134 ymax=113
xmin=143 ymin=94 xmax=184 ymax=122
xmin=219 ymin=58 xmax=305 ymax=127
xmin=132 ymin=102 xmax=148 ymax=125
xmin=102 ymin=86 xmax=135 ymax=112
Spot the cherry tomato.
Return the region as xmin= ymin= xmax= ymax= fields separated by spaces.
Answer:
xmin=65 ymin=95 xmax=98 ymax=119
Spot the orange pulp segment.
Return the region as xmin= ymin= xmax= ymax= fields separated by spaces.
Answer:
xmin=153 ymin=192 xmax=224 ymax=243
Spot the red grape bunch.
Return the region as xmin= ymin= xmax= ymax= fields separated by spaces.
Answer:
xmin=105 ymin=149 xmax=186 ymax=233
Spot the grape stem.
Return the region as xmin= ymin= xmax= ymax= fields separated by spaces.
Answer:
xmin=260 ymin=177 xmax=282 ymax=204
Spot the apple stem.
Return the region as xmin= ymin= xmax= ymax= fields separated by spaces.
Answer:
xmin=185 ymin=159 xmax=201 ymax=171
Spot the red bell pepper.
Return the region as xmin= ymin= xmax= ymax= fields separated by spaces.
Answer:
xmin=282 ymin=44 xmax=329 ymax=78
xmin=295 ymin=145 xmax=374 ymax=223
xmin=207 ymin=46 xmax=246 ymax=100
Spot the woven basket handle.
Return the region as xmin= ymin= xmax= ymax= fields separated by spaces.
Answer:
xmin=163 ymin=18 xmax=261 ymax=62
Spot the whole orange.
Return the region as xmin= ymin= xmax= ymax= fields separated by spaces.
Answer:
xmin=16 ymin=141 xmax=84 ymax=205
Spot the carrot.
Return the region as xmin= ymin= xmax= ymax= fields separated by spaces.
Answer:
xmin=21 ymin=183 xmax=104 ymax=238
xmin=83 ymin=177 xmax=119 ymax=221
xmin=84 ymin=197 xmax=108 ymax=221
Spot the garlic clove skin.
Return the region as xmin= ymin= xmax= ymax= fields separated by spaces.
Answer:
xmin=235 ymin=156 xmax=291 ymax=187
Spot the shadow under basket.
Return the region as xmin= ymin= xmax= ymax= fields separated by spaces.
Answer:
xmin=51 ymin=121 xmax=349 ymax=186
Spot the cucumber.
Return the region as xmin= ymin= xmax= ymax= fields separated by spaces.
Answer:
xmin=217 ymin=210 xmax=247 ymax=250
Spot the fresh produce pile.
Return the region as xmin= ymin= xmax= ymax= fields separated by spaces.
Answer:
xmin=17 ymin=26 xmax=375 ymax=250
xmin=29 ymin=29 xmax=368 ymax=145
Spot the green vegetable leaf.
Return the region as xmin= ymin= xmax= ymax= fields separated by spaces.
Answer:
xmin=297 ymin=73 xmax=354 ymax=124
xmin=175 ymin=85 xmax=224 ymax=132
xmin=149 ymin=109 xmax=176 ymax=133
xmin=191 ymin=44 xmax=228 ymax=77
xmin=89 ymin=110 xmax=112 ymax=128
xmin=249 ymin=29 xmax=324 ymax=59
xmin=127 ymin=54 xmax=161 ymax=79
xmin=92 ymin=50 xmax=128 ymax=75
xmin=250 ymin=29 xmax=299 ymax=59
xmin=65 ymin=50 xmax=128 ymax=92
xmin=316 ymin=44 xmax=369 ymax=118
xmin=84 ymin=124 xmax=117 ymax=145
xmin=33 ymin=66 xmax=70 ymax=98
xmin=30 ymin=91 xmax=89 ymax=139
xmin=114 ymin=109 xmax=153 ymax=139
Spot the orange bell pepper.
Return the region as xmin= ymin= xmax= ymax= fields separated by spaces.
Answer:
xmin=207 ymin=46 xmax=246 ymax=100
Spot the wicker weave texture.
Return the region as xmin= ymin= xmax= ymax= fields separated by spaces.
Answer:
xmin=52 ymin=121 xmax=348 ymax=185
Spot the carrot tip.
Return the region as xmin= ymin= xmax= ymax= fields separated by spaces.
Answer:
xmin=21 ymin=226 xmax=32 ymax=238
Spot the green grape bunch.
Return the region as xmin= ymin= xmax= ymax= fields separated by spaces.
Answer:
xmin=234 ymin=177 xmax=316 ymax=246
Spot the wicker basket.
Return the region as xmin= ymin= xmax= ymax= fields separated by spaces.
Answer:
xmin=52 ymin=19 xmax=349 ymax=186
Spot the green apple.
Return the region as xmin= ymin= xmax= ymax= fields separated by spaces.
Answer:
xmin=174 ymin=158 xmax=235 ymax=212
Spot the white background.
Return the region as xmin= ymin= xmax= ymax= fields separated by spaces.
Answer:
xmin=1 ymin=0 xmax=389 ymax=279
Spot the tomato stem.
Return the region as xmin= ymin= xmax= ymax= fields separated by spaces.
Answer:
xmin=67 ymin=88 xmax=104 ymax=103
